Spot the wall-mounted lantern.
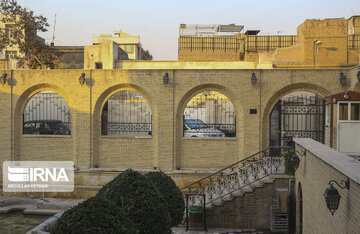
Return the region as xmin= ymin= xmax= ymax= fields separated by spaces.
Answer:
xmin=251 ymin=72 xmax=257 ymax=86
xmin=339 ymin=72 xmax=346 ymax=86
xmin=79 ymin=73 xmax=86 ymax=86
xmin=324 ymin=178 xmax=350 ymax=216
xmin=343 ymin=91 xmax=349 ymax=100
xmin=163 ymin=73 xmax=169 ymax=86
xmin=357 ymin=70 xmax=360 ymax=82
xmin=0 ymin=73 xmax=8 ymax=85
xmin=290 ymin=149 xmax=306 ymax=170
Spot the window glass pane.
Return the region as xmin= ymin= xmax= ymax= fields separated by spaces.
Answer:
xmin=125 ymin=45 xmax=133 ymax=52
xmin=23 ymin=91 xmax=71 ymax=135
xmin=183 ymin=90 xmax=235 ymax=138
xmin=339 ymin=103 xmax=348 ymax=120
xmin=351 ymin=103 xmax=360 ymax=120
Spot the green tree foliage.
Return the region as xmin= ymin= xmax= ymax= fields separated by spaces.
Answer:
xmin=141 ymin=47 xmax=153 ymax=60
xmin=145 ymin=171 xmax=185 ymax=227
xmin=0 ymin=0 xmax=57 ymax=68
xmin=97 ymin=169 xmax=172 ymax=234
xmin=284 ymin=149 xmax=295 ymax=175
xmin=51 ymin=196 xmax=136 ymax=234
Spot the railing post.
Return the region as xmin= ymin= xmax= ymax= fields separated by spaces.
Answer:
xmin=186 ymin=194 xmax=189 ymax=231
xmin=203 ymin=194 xmax=207 ymax=231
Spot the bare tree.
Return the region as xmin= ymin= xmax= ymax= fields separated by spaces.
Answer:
xmin=0 ymin=0 xmax=57 ymax=69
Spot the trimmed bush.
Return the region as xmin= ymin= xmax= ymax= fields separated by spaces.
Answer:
xmin=51 ymin=196 xmax=136 ymax=234
xmin=145 ymin=171 xmax=185 ymax=226
xmin=97 ymin=169 xmax=172 ymax=234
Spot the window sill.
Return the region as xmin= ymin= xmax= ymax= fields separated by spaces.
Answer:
xmin=22 ymin=134 xmax=72 ymax=138
xmin=183 ymin=137 xmax=237 ymax=141
xmin=100 ymin=135 xmax=152 ymax=139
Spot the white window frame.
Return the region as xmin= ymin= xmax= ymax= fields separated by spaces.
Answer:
xmin=337 ymin=101 xmax=360 ymax=123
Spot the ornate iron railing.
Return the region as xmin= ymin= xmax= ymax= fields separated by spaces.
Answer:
xmin=181 ymin=146 xmax=291 ymax=206
xmin=101 ymin=122 xmax=151 ymax=136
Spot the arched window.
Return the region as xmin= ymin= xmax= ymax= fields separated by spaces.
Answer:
xmin=269 ymin=91 xmax=325 ymax=147
xmin=101 ymin=90 xmax=152 ymax=137
xmin=23 ymin=91 xmax=71 ymax=135
xmin=183 ymin=90 xmax=235 ymax=138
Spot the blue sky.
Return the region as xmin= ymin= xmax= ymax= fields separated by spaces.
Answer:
xmin=18 ymin=0 xmax=360 ymax=60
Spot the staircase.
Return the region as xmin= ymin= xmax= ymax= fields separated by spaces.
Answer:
xmin=181 ymin=146 xmax=291 ymax=211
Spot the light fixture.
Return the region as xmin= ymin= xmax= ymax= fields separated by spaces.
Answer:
xmin=332 ymin=98 xmax=337 ymax=104
xmin=314 ymin=40 xmax=322 ymax=67
xmin=324 ymin=178 xmax=350 ymax=215
xmin=290 ymin=149 xmax=306 ymax=170
xmin=343 ymin=91 xmax=349 ymax=100
xmin=357 ymin=70 xmax=360 ymax=82
xmin=315 ymin=40 xmax=322 ymax=46
xmin=290 ymin=153 xmax=300 ymax=170
xmin=0 ymin=73 xmax=7 ymax=85
xmin=251 ymin=72 xmax=257 ymax=86
xmin=79 ymin=73 xmax=86 ymax=86
xmin=339 ymin=72 xmax=346 ymax=86
xmin=163 ymin=73 xmax=169 ymax=86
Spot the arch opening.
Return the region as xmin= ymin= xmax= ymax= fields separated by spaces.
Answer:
xmin=23 ymin=91 xmax=71 ymax=135
xmin=183 ymin=90 xmax=236 ymax=138
xmin=101 ymin=90 xmax=152 ymax=137
xmin=269 ymin=91 xmax=325 ymax=148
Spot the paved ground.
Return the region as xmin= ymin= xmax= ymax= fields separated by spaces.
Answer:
xmin=172 ymin=227 xmax=269 ymax=234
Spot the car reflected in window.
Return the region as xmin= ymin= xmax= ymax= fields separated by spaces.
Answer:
xmin=23 ymin=120 xmax=71 ymax=135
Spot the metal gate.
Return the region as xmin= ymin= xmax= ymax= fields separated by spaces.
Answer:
xmin=270 ymin=95 xmax=325 ymax=147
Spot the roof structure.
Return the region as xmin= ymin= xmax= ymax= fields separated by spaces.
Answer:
xmin=179 ymin=24 xmax=244 ymax=37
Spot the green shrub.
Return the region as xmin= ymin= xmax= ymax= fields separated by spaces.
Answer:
xmin=144 ymin=171 xmax=185 ymax=227
xmin=97 ymin=169 xmax=172 ymax=234
xmin=51 ymin=196 xmax=136 ymax=234
xmin=284 ymin=149 xmax=295 ymax=175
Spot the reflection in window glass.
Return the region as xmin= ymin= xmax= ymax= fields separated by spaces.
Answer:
xmin=23 ymin=91 xmax=71 ymax=135
xmin=183 ymin=90 xmax=235 ymax=138
xmin=339 ymin=103 xmax=348 ymax=120
xmin=101 ymin=90 xmax=152 ymax=137
xmin=351 ymin=103 xmax=360 ymax=120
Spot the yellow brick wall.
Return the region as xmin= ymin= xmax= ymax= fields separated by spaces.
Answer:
xmin=0 ymin=59 xmax=9 ymax=69
xmin=0 ymin=66 xmax=359 ymax=189
xmin=178 ymin=49 xmax=241 ymax=61
xmin=294 ymin=139 xmax=360 ymax=233
xmin=177 ymin=18 xmax=360 ymax=67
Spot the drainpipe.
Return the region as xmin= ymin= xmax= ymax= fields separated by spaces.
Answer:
xmin=10 ymin=70 xmax=13 ymax=161
xmin=89 ymin=69 xmax=93 ymax=168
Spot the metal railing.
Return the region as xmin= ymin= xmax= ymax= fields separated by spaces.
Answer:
xmin=181 ymin=146 xmax=291 ymax=206
xmin=179 ymin=36 xmax=242 ymax=50
xmin=246 ymin=35 xmax=297 ymax=51
xmin=348 ymin=35 xmax=360 ymax=49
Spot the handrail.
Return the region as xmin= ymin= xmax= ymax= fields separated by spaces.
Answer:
xmin=181 ymin=146 xmax=290 ymax=191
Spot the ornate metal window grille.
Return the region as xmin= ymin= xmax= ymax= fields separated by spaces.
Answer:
xmin=23 ymin=92 xmax=71 ymax=135
xmin=270 ymin=94 xmax=325 ymax=147
xmin=101 ymin=90 xmax=152 ymax=137
xmin=183 ymin=91 xmax=236 ymax=138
